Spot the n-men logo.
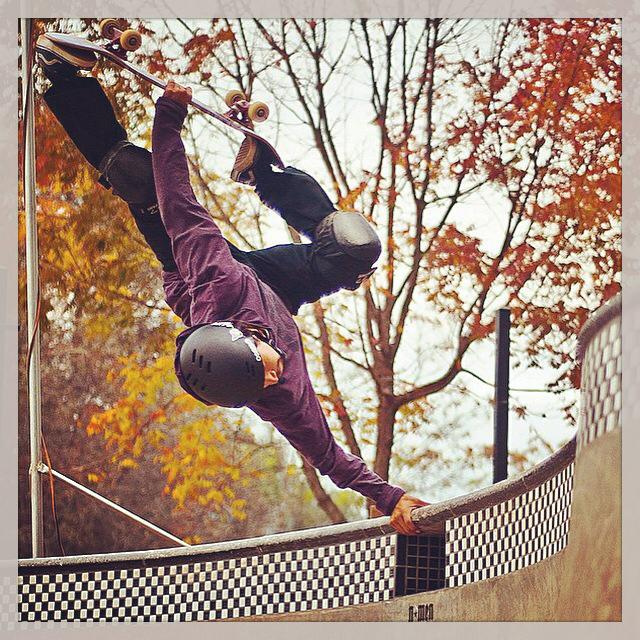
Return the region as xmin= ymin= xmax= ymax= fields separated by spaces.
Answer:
xmin=408 ymin=603 xmax=434 ymax=622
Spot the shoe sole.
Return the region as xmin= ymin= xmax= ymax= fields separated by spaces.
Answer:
xmin=230 ymin=137 xmax=259 ymax=185
xmin=36 ymin=36 xmax=97 ymax=70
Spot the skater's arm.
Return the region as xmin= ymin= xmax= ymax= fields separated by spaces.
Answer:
xmin=150 ymin=90 xmax=198 ymax=215
xmin=151 ymin=82 xmax=246 ymax=316
xmin=260 ymin=381 xmax=407 ymax=518
xmin=269 ymin=391 xmax=427 ymax=533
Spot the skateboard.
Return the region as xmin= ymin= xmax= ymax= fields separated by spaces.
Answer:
xmin=43 ymin=20 xmax=284 ymax=172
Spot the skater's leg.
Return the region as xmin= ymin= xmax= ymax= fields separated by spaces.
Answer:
xmin=128 ymin=202 xmax=177 ymax=272
xmin=309 ymin=209 xmax=381 ymax=292
xmin=248 ymin=164 xmax=382 ymax=302
xmin=43 ymin=73 xmax=157 ymax=205
xmin=98 ymin=140 xmax=178 ymax=272
xmin=253 ymin=164 xmax=335 ymax=239
xmin=42 ymin=72 xmax=177 ymax=272
xmin=230 ymin=243 xmax=318 ymax=314
xmin=240 ymin=234 xmax=379 ymax=314
xmin=38 ymin=50 xmax=191 ymax=320
xmin=42 ymin=75 xmax=127 ymax=171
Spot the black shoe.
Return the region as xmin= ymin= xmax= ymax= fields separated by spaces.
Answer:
xmin=35 ymin=34 xmax=97 ymax=82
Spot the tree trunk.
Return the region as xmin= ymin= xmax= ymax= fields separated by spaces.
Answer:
xmin=373 ymin=399 xmax=397 ymax=480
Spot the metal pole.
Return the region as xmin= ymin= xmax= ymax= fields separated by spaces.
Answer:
xmin=493 ymin=308 xmax=510 ymax=483
xmin=21 ymin=18 xmax=44 ymax=557
xmin=38 ymin=464 xmax=191 ymax=548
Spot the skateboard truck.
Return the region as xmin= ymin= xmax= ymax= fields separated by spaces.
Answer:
xmin=223 ymin=90 xmax=269 ymax=129
xmin=98 ymin=18 xmax=143 ymax=59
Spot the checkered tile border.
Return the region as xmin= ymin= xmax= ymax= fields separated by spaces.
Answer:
xmin=445 ymin=464 xmax=574 ymax=587
xmin=577 ymin=313 xmax=622 ymax=452
xmin=19 ymin=535 xmax=395 ymax=622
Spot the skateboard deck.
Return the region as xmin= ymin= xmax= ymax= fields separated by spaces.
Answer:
xmin=44 ymin=30 xmax=284 ymax=171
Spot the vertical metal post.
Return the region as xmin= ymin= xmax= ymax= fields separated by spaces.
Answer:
xmin=493 ymin=308 xmax=510 ymax=483
xmin=21 ymin=18 xmax=44 ymax=557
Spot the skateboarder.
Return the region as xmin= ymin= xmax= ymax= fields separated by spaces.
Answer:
xmin=36 ymin=35 xmax=428 ymax=535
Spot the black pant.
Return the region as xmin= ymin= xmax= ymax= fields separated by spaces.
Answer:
xmin=42 ymin=76 xmax=371 ymax=314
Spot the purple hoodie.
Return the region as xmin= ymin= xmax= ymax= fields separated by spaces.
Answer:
xmin=151 ymin=95 xmax=405 ymax=516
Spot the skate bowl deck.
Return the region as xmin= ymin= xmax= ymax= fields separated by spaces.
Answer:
xmin=253 ymin=429 xmax=620 ymax=621
xmin=17 ymin=296 xmax=622 ymax=622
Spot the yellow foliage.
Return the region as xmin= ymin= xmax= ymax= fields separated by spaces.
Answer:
xmin=230 ymin=503 xmax=247 ymax=521
xmin=205 ymin=489 xmax=223 ymax=504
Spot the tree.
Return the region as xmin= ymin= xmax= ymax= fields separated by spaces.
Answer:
xmin=19 ymin=19 xmax=621 ymax=548
xmin=204 ymin=17 xmax=620 ymax=514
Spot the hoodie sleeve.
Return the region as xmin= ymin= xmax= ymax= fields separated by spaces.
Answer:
xmin=261 ymin=380 xmax=406 ymax=516
xmin=151 ymin=95 xmax=246 ymax=323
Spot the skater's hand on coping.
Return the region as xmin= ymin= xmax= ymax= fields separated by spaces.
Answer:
xmin=163 ymin=80 xmax=192 ymax=106
xmin=371 ymin=494 xmax=430 ymax=536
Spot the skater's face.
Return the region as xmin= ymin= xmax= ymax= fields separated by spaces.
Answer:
xmin=255 ymin=339 xmax=284 ymax=388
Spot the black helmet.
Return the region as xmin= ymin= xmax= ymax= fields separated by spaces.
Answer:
xmin=178 ymin=322 xmax=265 ymax=408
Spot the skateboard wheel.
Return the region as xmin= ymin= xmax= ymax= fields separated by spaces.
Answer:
xmin=248 ymin=101 xmax=269 ymax=123
xmin=99 ymin=19 xmax=121 ymax=39
xmin=120 ymin=29 xmax=142 ymax=51
xmin=225 ymin=89 xmax=246 ymax=107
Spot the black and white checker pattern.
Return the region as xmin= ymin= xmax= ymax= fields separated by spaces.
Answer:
xmin=578 ymin=313 xmax=622 ymax=452
xmin=19 ymin=535 xmax=395 ymax=622
xmin=445 ymin=464 xmax=574 ymax=587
